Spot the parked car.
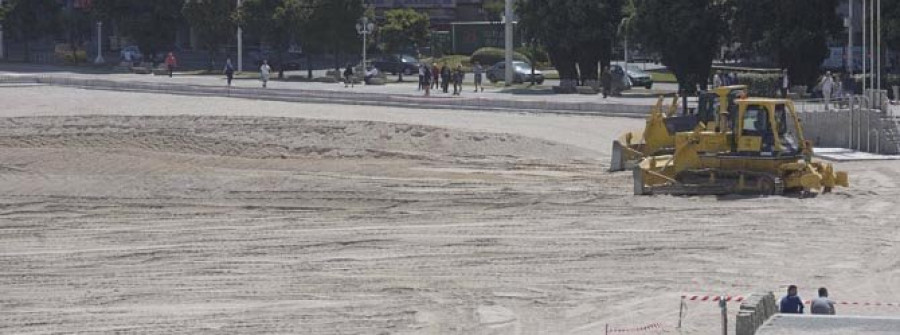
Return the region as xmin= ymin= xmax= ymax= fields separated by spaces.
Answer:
xmin=486 ymin=61 xmax=544 ymax=84
xmin=371 ymin=54 xmax=419 ymax=75
xmin=120 ymin=45 xmax=142 ymax=63
xmin=612 ymin=64 xmax=653 ymax=89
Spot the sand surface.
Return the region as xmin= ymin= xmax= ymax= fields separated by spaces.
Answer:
xmin=1 ymin=86 xmax=899 ymax=334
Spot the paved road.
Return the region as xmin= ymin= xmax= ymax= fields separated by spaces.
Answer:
xmin=0 ymin=63 xmax=674 ymax=108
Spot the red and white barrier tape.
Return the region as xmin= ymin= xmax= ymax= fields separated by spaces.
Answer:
xmin=682 ymin=295 xmax=745 ymax=303
xmin=607 ymin=322 xmax=664 ymax=333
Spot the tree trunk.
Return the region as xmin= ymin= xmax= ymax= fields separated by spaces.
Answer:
xmin=549 ymin=48 xmax=578 ymax=90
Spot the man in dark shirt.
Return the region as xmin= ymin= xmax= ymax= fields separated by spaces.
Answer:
xmin=779 ymin=285 xmax=805 ymax=314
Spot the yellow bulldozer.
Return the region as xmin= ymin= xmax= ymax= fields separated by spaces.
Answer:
xmin=632 ymin=98 xmax=849 ymax=196
xmin=610 ymin=85 xmax=749 ymax=172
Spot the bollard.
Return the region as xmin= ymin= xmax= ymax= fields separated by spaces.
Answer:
xmin=720 ymin=295 xmax=727 ymax=335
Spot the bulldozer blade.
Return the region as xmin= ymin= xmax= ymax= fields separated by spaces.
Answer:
xmin=611 ymin=140 xmax=626 ymax=172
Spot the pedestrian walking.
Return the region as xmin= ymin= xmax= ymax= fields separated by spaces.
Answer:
xmin=811 ymin=287 xmax=836 ymax=315
xmin=223 ymin=58 xmax=235 ymax=87
xmin=432 ymin=64 xmax=440 ymax=90
xmin=423 ymin=65 xmax=432 ymax=97
xmin=259 ymin=60 xmax=271 ymax=88
xmin=165 ymin=52 xmax=177 ymax=78
xmin=473 ymin=62 xmax=484 ymax=93
xmin=779 ymin=69 xmax=790 ymax=98
xmin=441 ymin=65 xmax=451 ymax=93
xmin=601 ymin=66 xmax=612 ymax=99
xmin=730 ymin=72 xmax=739 ymax=86
xmin=820 ymin=71 xmax=834 ymax=110
xmin=453 ymin=64 xmax=464 ymax=95
xmin=779 ymin=285 xmax=805 ymax=314
xmin=343 ymin=64 xmax=354 ymax=88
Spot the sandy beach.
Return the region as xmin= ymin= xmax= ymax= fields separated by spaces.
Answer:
xmin=1 ymin=85 xmax=898 ymax=334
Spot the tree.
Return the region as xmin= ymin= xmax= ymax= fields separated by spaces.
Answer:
xmin=380 ymin=8 xmax=429 ymax=81
xmin=732 ymin=0 xmax=842 ymax=86
xmin=883 ymin=0 xmax=900 ymax=59
xmin=182 ymin=0 xmax=237 ymax=70
xmin=628 ymin=0 xmax=729 ymax=93
xmin=237 ymin=0 xmax=310 ymax=78
xmin=2 ymin=0 xmax=61 ymax=61
xmin=303 ymin=0 xmax=367 ymax=76
xmin=93 ymin=0 xmax=184 ymax=64
xmin=60 ymin=7 xmax=92 ymax=64
xmin=517 ymin=0 xmax=624 ymax=88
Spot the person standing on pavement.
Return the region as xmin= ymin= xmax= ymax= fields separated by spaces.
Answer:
xmin=441 ymin=64 xmax=451 ymax=93
xmin=820 ymin=71 xmax=834 ymax=110
xmin=343 ymin=64 xmax=354 ymax=88
xmin=779 ymin=285 xmax=805 ymax=314
xmin=259 ymin=60 xmax=271 ymax=88
xmin=165 ymin=52 xmax=177 ymax=78
xmin=432 ymin=63 xmax=440 ymax=90
xmin=473 ymin=62 xmax=484 ymax=93
xmin=600 ymin=67 xmax=612 ymax=99
xmin=418 ymin=64 xmax=425 ymax=91
xmin=223 ymin=58 xmax=235 ymax=87
xmin=713 ymin=70 xmax=723 ymax=88
xmin=453 ymin=64 xmax=464 ymax=95
xmin=811 ymin=287 xmax=836 ymax=315
xmin=779 ymin=69 xmax=790 ymax=98
xmin=423 ymin=65 xmax=432 ymax=97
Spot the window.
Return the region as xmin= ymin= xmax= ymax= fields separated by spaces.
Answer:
xmin=742 ymin=106 xmax=769 ymax=134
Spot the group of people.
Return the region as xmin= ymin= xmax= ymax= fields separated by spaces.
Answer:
xmin=417 ymin=62 xmax=484 ymax=97
xmin=780 ymin=285 xmax=836 ymax=315
xmin=712 ymin=70 xmax=740 ymax=88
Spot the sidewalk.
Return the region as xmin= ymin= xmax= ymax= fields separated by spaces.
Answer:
xmin=0 ymin=63 xmax=662 ymax=118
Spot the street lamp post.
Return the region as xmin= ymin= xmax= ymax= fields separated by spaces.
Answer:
xmin=0 ymin=0 xmax=4 ymax=60
xmin=237 ymin=0 xmax=243 ymax=73
xmin=94 ymin=21 xmax=105 ymax=64
xmin=356 ymin=17 xmax=375 ymax=77
xmin=504 ymin=0 xmax=513 ymax=86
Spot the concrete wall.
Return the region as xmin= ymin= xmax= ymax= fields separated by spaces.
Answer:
xmin=736 ymin=292 xmax=778 ymax=335
xmin=798 ymin=109 xmax=899 ymax=154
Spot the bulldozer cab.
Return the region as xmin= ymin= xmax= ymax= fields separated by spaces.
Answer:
xmin=734 ymin=99 xmax=802 ymax=156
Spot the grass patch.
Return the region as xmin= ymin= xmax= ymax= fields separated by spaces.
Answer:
xmin=650 ymin=71 xmax=677 ymax=83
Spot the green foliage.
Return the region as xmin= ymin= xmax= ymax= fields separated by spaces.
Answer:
xmin=380 ymin=8 xmax=430 ymax=55
xmin=516 ymin=0 xmax=624 ymax=84
xmin=2 ymin=0 xmax=62 ymax=60
xmin=237 ymin=0 xmax=311 ymax=76
xmin=628 ymin=0 xmax=729 ymax=93
xmin=732 ymin=0 xmax=842 ymax=86
xmin=93 ymin=0 xmax=184 ymax=61
xmin=60 ymin=8 xmax=92 ymax=64
xmin=516 ymin=44 xmax=548 ymax=64
xmin=734 ymin=73 xmax=781 ymax=98
xmin=182 ymin=0 xmax=236 ymax=69
xmin=884 ymin=1 xmax=900 ymax=52
xmin=303 ymin=0 xmax=367 ymax=57
xmin=470 ymin=47 xmax=528 ymax=66
xmin=482 ymin=0 xmax=504 ymax=22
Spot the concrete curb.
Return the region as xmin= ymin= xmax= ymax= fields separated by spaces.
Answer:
xmin=0 ymin=75 xmax=651 ymax=119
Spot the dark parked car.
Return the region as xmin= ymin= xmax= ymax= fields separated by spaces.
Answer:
xmin=371 ymin=54 xmax=419 ymax=75
xmin=486 ymin=61 xmax=544 ymax=84
xmin=612 ymin=64 xmax=653 ymax=89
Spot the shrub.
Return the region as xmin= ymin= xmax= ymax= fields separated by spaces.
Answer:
xmin=850 ymin=74 xmax=900 ymax=98
xmin=470 ymin=47 xmax=529 ymax=67
xmin=734 ymin=73 xmax=781 ymax=97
